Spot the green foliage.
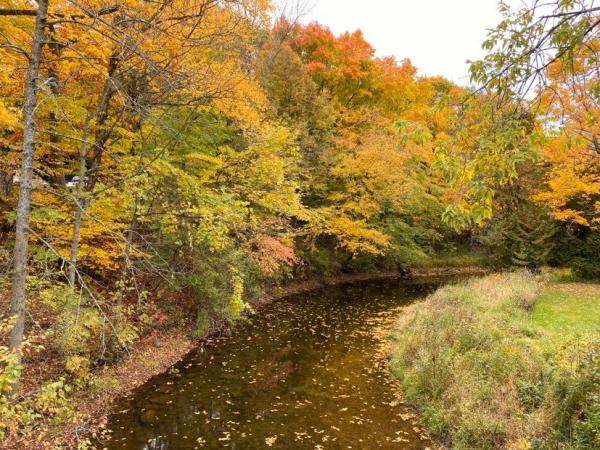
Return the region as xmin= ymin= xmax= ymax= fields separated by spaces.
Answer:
xmin=469 ymin=0 xmax=597 ymax=99
xmin=163 ymin=109 xmax=243 ymax=159
xmin=40 ymin=284 xmax=105 ymax=357
xmin=219 ymin=126 xmax=305 ymax=219
xmin=0 ymin=320 xmax=22 ymax=395
xmin=542 ymin=267 xmax=579 ymax=283
xmin=0 ymin=324 xmax=77 ymax=440
xmin=296 ymin=244 xmax=345 ymax=277
xmin=0 ymin=320 xmax=29 ymax=441
xmin=182 ymin=246 xmax=262 ymax=335
xmin=227 ymin=267 xmax=249 ymax=321
xmin=435 ymin=100 xmax=540 ymax=229
xmin=36 ymin=378 xmax=75 ymax=425
xmin=87 ymin=373 xmax=119 ymax=398
xmin=572 ymin=234 xmax=600 ymax=280
xmin=479 ymin=201 xmax=557 ymax=269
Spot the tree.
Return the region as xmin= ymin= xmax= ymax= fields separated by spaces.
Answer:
xmin=443 ymin=0 xmax=599 ymax=228
xmin=479 ymin=200 xmax=557 ymax=269
xmin=532 ymin=40 xmax=600 ymax=227
xmin=3 ymin=0 xmax=49 ymax=394
xmin=435 ymin=96 xmax=541 ymax=228
xmin=469 ymin=0 xmax=600 ymax=102
xmin=1 ymin=0 xmax=273 ymax=392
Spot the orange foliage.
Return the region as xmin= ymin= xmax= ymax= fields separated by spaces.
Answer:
xmin=248 ymin=236 xmax=300 ymax=275
xmin=533 ymin=40 xmax=600 ymax=227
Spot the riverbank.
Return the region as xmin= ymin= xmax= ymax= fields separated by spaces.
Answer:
xmin=258 ymin=264 xmax=486 ymax=305
xmin=389 ymin=271 xmax=600 ymax=449
xmin=3 ymin=266 xmax=482 ymax=449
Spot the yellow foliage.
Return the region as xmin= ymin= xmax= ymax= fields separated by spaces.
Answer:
xmin=323 ymin=215 xmax=390 ymax=255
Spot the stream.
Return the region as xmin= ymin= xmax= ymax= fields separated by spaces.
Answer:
xmin=96 ymin=277 xmax=451 ymax=450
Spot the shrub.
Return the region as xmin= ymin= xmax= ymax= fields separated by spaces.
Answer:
xmin=39 ymin=284 xmax=109 ymax=359
xmin=182 ymin=247 xmax=262 ymax=335
xmin=541 ymin=336 xmax=600 ymax=449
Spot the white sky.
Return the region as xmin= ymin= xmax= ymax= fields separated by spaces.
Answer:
xmin=303 ymin=0 xmax=514 ymax=86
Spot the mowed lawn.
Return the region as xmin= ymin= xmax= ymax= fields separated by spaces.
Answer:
xmin=532 ymin=282 xmax=600 ymax=339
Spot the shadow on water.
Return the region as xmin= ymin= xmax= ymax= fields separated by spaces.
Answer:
xmin=95 ymin=277 xmax=456 ymax=450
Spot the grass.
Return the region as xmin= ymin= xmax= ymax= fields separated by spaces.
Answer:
xmin=389 ymin=270 xmax=600 ymax=450
xmin=532 ymin=283 xmax=600 ymax=339
xmin=415 ymin=251 xmax=484 ymax=269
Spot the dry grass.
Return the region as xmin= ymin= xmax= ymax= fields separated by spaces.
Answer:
xmin=390 ymin=271 xmax=600 ymax=450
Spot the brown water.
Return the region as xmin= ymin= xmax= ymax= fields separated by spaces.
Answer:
xmin=96 ymin=278 xmax=447 ymax=450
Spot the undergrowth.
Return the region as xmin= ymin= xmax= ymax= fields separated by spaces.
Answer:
xmin=390 ymin=271 xmax=600 ymax=449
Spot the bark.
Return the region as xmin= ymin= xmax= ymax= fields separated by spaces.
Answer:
xmin=9 ymin=0 xmax=49 ymax=389
xmin=0 ymin=171 xmax=13 ymax=203
xmin=118 ymin=117 xmax=148 ymax=305
xmin=67 ymin=114 xmax=91 ymax=287
xmin=67 ymin=54 xmax=117 ymax=286
xmin=117 ymin=197 xmax=138 ymax=308
xmin=0 ymin=9 xmax=37 ymax=16
xmin=86 ymin=55 xmax=118 ymax=187
xmin=47 ymin=22 xmax=62 ymax=145
xmin=121 ymin=199 xmax=137 ymax=281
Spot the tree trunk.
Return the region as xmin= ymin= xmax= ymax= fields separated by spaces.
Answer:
xmin=67 ymin=57 xmax=117 ymax=286
xmin=67 ymin=114 xmax=90 ymax=287
xmin=121 ymin=199 xmax=138 ymax=281
xmin=0 ymin=171 xmax=13 ymax=203
xmin=86 ymin=55 xmax=118 ymax=187
xmin=9 ymin=0 xmax=49 ymax=391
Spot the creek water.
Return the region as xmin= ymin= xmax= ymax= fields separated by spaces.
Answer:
xmin=96 ymin=277 xmax=451 ymax=450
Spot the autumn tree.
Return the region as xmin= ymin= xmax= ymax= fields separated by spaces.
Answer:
xmin=447 ymin=0 xmax=600 ymax=227
xmin=0 ymin=0 xmax=274 ymax=392
xmin=532 ymin=40 xmax=600 ymax=227
xmin=1 ymin=0 xmax=49 ymax=392
xmin=268 ymin=22 xmax=460 ymax=266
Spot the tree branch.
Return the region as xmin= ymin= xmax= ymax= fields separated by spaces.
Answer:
xmin=0 ymin=9 xmax=37 ymax=16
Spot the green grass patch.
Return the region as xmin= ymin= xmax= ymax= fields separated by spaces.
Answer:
xmin=389 ymin=271 xmax=600 ymax=450
xmin=533 ymin=284 xmax=600 ymax=339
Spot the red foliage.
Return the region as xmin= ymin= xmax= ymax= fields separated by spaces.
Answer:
xmin=250 ymin=236 xmax=300 ymax=275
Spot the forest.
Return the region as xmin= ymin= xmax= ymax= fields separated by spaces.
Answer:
xmin=0 ymin=0 xmax=599 ymax=449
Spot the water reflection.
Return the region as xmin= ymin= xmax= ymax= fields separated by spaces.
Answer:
xmin=97 ymin=278 xmax=445 ymax=450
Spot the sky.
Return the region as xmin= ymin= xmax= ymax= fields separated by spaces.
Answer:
xmin=302 ymin=0 xmax=512 ymax=85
